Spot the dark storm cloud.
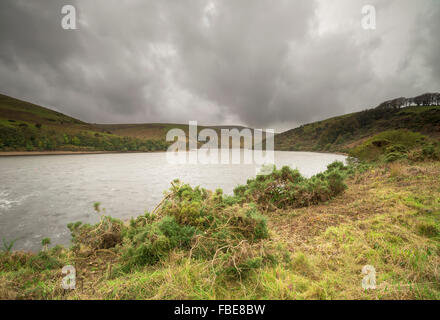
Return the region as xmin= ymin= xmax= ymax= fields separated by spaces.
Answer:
xmin=423 ymin=4 xmax=440 ymax=85
xmin=0 ymin=0 xmax=439 ymax=130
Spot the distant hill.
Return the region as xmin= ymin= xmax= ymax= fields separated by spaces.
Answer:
xmin=0 ymin=94 xmax=86 ymax=127
xmin=275 ymin=93 xmax=440 ymax=153
xmin=3 ymin=92 xmax=438 ymax=154
xmin=0 ymin=94 xmax=257 ymax=152
xmin=0 ymin=94 xmax=169 ymax=152
xmin=93 ymin=123 xmax=258 ymax=140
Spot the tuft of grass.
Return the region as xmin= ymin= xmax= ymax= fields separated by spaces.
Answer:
xmin=389 ymin=163 xmax=403 ymax=178
xmin=417 ymin=222 xmax=439 ymax=238
xmin=41 ymin=238 xmax=51 ymax=251
xmin=1 ymin=238 xmax=19 ymax=254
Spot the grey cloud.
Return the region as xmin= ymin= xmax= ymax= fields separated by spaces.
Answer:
xmin=0 ymin=0 xmax=439 ymax=130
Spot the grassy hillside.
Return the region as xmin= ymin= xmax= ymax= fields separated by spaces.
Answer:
xmin=0 ymin=94 xmax=260 ymax=152
xmin=0 ymin=94 xmax=172 ymax=152
xmin=275 ymin=103 xmax=440 ymax=153
xmin=0 ymin=94 xmax=87 ymax=126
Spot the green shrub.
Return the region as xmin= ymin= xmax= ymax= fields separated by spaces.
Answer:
xmin=120 ymin=235 xmax=171 ymax=271
xmin=406 ymin=142 xmax=440 ymax=162
xmin=384 ymin=151 xmax=407 ymax=163
xmin=157 ymin=216 xmax=198 ymax=248
xmin=41 ymin=238 xmax=51 ymax=251
xmin=350 ymin=130 xmax=428 ymax=162
xmin=27 ymin=251 xmax=62 ymax=271
xmin=422 ymin=143 xmax=440 ymax=160
xmin=117 ymin=181 xmax=270 ymax=272
xmin=233 ymin=162 xmax=348 ymax=210
xmin=386 ymin=144 xmax=408 ymax=154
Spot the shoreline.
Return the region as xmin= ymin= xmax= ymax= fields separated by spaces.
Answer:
xmin=0 ymin=150 xmax=167 ymax=157
xmin=0 ymin=149 xmax=349 ymax=157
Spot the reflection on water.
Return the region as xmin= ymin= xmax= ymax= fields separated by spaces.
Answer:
xmin=0 ymin=151 xmax=346 ymax=251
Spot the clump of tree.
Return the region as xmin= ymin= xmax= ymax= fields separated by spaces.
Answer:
xmin=0 ymin=123 xmax=169 ymax=152
xmin=376 ymin=92 xmax=440 ymax=109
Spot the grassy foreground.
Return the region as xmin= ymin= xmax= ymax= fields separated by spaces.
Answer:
xmin=1 ymin=133 xmax=440 ymax=300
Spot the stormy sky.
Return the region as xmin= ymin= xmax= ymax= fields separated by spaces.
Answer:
xmin=0 ymin=0 xmax=439 ymax=131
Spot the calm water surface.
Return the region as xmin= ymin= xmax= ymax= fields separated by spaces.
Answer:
xmin=0 ymin=151 xmax=346 ymax=251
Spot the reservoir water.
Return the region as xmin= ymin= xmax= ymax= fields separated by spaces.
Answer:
xmin=0 ymin=151 xmax=346 ymax=251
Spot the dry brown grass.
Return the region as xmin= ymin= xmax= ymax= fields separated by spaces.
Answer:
xmin=266 ymin=161 xmax=440 ymax=299
xmin=269 ymin=168 xmax=386 ymax=247
xmin=269 ymin=162 xmax=439 ymax=246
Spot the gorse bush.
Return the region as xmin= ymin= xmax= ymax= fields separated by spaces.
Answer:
xmin=121 ymin=215 xmax=198 ymax=268
xmin=349 ymin=130 xmax=439 ymax=163
xmin=119 ymin=181 xmax=270 ymax=273
xmin=422 ymin=143 xmax=440 ymax=160
xmin=385 ymin=144 xmax=408 ymax=154
xmin=67 ymin=180 xmax=273 ymax=276
xmin=384 ymin=151 xmax=407 ymax=163
xmin=233 ymin=162 xmax=349 ymax=211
